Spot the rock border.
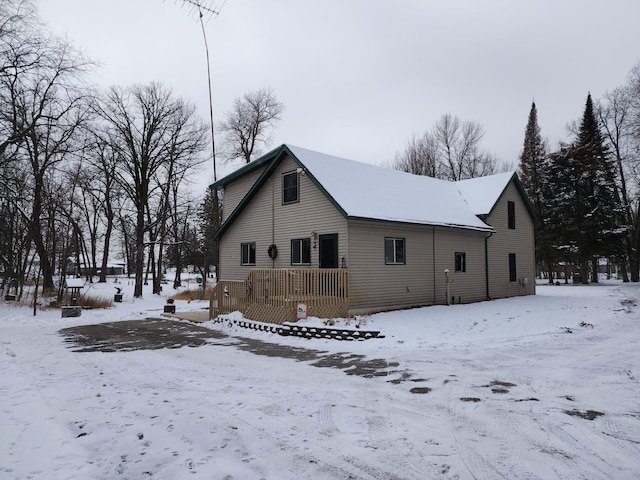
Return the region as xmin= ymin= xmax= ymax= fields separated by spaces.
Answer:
xmin=212 ymin=317 xmax=384 ymax=341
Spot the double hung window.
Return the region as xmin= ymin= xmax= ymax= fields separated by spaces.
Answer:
xmin=291 ymin=238 xmax=311 ymax=265
xmin=241 ymin=243 xmax=256 ymax=265
xmin=283 ymin=171 xmax=299 ymax=204
xmin=385 ymin=237 xmax=406 ymax=265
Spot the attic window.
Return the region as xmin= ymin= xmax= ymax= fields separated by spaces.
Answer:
xmin=283 ymin=171 xmax=299 ymax=204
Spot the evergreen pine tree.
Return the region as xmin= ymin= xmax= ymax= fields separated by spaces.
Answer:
xmin=575 ymin=93 xmax=624 ymax=281
xmin=198 ymin=188 xmax=222 ymax=278
xmin=576 ymin=94 xmax=623 ymax=281
xmin=519 ymin=102 xmax=551 ymax=280
xmin=543 ymin=94 xmax=625 ymax=283
xmin=543 ymin=144 xmax=582 ymax=279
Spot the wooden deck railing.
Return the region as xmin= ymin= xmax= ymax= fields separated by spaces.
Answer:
xmin=211 ymin=268 xmax=348 ymax=324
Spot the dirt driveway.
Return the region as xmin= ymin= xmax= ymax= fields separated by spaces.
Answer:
xmin=59 ymin=318 xmax=423 ymax=383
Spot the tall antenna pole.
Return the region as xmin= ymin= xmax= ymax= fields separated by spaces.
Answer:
xmin=177 ymin=0 xmax=226 ymax=286
xmin=178 ymin=0 xmax=226 ymax=181
xmin=199 ymin=8 xmax=217 ymax=181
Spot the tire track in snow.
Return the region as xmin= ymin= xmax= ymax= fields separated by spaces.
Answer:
xmin=371 ymin=401 xmax=459 ymax=479
xmin=532 ymin=409 xmax=633 ymax=480
xmin=317 ymin=402 xmax=339 ymax=437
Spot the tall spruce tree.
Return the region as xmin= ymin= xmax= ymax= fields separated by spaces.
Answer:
xmin=544 ymin=143 xmax=600 ymax=283
xmin=543 ymin=94 xmax=624 ymax=283
xmin=519 ymin=102 xmax=551 ymax=280
xmin=575 ymin=93 xmax=623 ymax=282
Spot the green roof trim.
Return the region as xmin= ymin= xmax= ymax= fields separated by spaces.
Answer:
xmin=211 ymin=145 xmax=530 ymax=242
xmin=208 ymin=147 xmax=283 ymax=191
xmin=211 ymin=145 xmax=348 ymax=241
xmin=484 ymin=172 xmax=538 ymax=224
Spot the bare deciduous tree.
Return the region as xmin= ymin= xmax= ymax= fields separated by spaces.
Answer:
xmin=394 ymin=114 xmax=500 ymax=180
xmin=598 ymin=61 xmax=640 ymax=281
xmin=94 ymin=82 xmax=208 ymax=297
xmin=219 ymin=87 xmax=284 ymax=163
xmin=393 ymin=132 xmax=438 ymax=177
xmin=0 ymin=0 xmax=93 ymax=292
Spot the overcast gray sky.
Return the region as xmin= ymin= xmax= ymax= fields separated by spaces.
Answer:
xmin=39 ymin=0 xmax=640 ymax=187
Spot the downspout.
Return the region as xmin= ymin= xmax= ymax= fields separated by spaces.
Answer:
xmin=271 ymin=177 xmax=275 ymax=267
xmin=432 ymin=226 xmax=436 ymax=303
xmin=485 ymin=231 xmax=494 ymax=300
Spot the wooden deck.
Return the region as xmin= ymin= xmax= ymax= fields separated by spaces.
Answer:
xmin=210 ymin=268 xmax=349 ymax=324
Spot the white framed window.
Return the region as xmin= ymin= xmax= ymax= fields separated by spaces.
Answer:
xmin=241 ymin=242 xmax=256 ymax=265
xmin=455 ymin=252 xmax=466 ymax=272
xmin=291 ymin=238 xmax=311 ymax=265
xmin=385 ymin=237 xmax=405 ymax=265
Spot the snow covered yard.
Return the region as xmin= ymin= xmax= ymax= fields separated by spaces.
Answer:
xmin=1 ymin=280 xmax=640 ymax=479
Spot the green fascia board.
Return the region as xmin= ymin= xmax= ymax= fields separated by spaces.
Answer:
xmin=287 ymin=146 xmax=348 ymax=219
xmin=212 ymin=148 xmax=284 ymax=241
xmin=484 ymin=172 xmax=539 ymax=224
xmin=211 ymin=144 xmax=515 ymax=241
xmin=208 ymin=147 xmax=283 ymax=191
xmin=212 ymin=144 xmax=348 ymax=241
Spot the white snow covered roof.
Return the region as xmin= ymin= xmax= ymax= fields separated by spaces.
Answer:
xmin=455 ymin=171 xmax=516 ymax=216
xmin=64 ymin=278 xmax=85 ymax=289
xmin=212 ymin=144 xmax=517 ymax=236
xmin=286 ymin=145 xmax=493 ymax=232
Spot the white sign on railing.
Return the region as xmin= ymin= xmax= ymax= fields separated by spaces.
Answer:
xmin=296 ymin=302 xmax=308 ymax=320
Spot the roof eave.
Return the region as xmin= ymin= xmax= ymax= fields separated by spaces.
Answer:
xmin=346 ymin=215 xmax=494 ymax=233
xmin=208 ymin=145 xmax=287 ymax=191
xmin=486 ymin=172 xmax=538 ymax=223
xmin=212 ymin=144 xmax=349 ymax=241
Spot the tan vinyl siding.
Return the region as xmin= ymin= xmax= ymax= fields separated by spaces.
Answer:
xmin=432 ymin=228 xmax=488 ymax=304
xmin=220 ymin=166 xmax=267 ymax=222
xmin=219 ymin=154 xmax=347 ymax=281
xmin=484 ymin=181 xmax=536 ymax=298
xmin=346 ymin=221 xmax=488 ymax=313
xmin=217 ymin=159 xmax=536 ymax=316
xmin=347 ymin=221 xmax=433 ymax=312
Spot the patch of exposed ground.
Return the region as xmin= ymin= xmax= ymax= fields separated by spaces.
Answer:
xmin=564 ymin=409 xmax=605 ymax=421
xmin=60 ymin=319 xmax=405 ymax=381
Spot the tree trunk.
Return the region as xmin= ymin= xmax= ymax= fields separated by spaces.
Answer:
xmin=173 ymin=244 xmax=183 ymax=289
xmin=134 ymin=209 xmax=145 ymax=297
xmin=631 ymin=227 xmax=640 ymax=282
xmin=618 ymin=256 xmax=629 ymax=282
xmin=580 ymin=261 xmax=590 ymax=284
xmin=99 ymin=213 xmax=113 ymax=283
xmin=152 ymin=244 xmax=162 ymax=295
xmin=30 ymin=180 xmax=55 ymax=291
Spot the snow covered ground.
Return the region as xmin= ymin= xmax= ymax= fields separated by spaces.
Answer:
xmin=1 ymin=279 xmax=640 ymax=479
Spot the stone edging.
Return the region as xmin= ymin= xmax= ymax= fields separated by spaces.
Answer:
xmin=211 ymin=317 xmax=384 ymax=341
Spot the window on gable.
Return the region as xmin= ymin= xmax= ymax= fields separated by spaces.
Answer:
xmin=509 ymin=253 xmax=517 ymax=282
xmin=385 ymin=237 xmax=406 ymax=265
xmin=291 ymin=238 xmax=311 ymax=265
xmin=241 ymin=242 xmax=256 ymax=265
xmin=283 ymin=171 xmax=299 ymax=204
xmin=455 ymin=252 xmax=466 ymax=272
xmin=508 ymin=201 xmax=515 ymax=229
